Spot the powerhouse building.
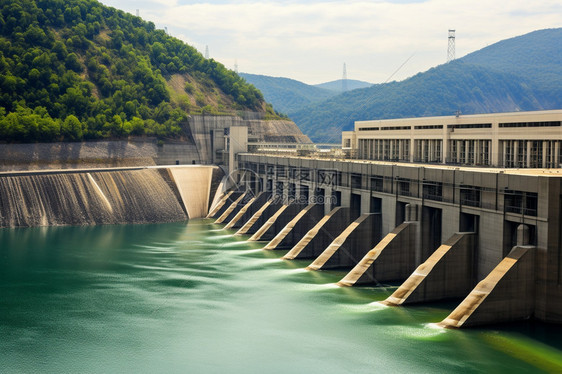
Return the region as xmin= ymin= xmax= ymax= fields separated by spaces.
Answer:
xmin=341 ymin=110 xmax=562 ymax=168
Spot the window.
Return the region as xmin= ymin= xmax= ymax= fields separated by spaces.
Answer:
xmin=397 ymin=178 xmax=411 ymax=196
xmin=447 ymin=123 xmax=491 ymax=129
xmin=351 ymin=174 xmax=362 ymax=189
xmin=500 ymin=121 xmax=561 ymax=128
xmin=371 ymin=176 xmax=384 ymax=192
xmin=423 ymin=181 xmax=443 ymax=201
xmin=504 ymin=190 xmax=537 ymax=216
xmin=460 ymin=186 xmax=481 ymax=207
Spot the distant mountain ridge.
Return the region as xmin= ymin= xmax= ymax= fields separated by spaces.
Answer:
xmin=244 ymin=28 xmax=562 ymax=142
xmin=314 ymin=79 xmax=372 ymax=92
xmin=239 ymin=73 xmax=335 ymax=114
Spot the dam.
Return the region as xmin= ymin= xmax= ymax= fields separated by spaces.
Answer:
xmin=1 ymin=129 xmax=561 ymax=328
xmin=1 ymin=110 xmax=562 ymax=371
xmin=0 ymin=165 xmax=223 ymax=227
xmin=217 ymin=147 xmax=562 ymax=328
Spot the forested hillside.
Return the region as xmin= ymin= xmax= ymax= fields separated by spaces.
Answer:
xmin=0 ymin=0 xmax=269 ymax=142
xmin=290 ymin=61 xmax=553 ymax=142
xmin=461 ymin=28 xmax=562 ymax=99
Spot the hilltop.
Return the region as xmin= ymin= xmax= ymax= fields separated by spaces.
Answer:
xmin=0 ymin=0 xmax=273 ymax=142
xmin=314 ymin=79 xmax=372 ymax=92
xmin=239 ymin=73 xmax=336 ymax=114
xmin=240 ymin=74 xmax=373 ymax=115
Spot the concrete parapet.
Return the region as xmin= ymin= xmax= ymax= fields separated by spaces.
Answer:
xmin=283 ymin=207 xmax=351 ymax=260
xmin=439 ymin=245 xmax=535 ymax=328
xmin=263 ymin=204 xmax=324 ymax=250
xmin=307 ymin=213 xmax=381 ymax=270
xmin=383 ymin=232 xmax=475 ymax=306
xmin=337 ymin=221 xmax=418 ymax=286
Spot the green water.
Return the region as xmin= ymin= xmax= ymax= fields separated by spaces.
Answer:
xmin=1 ymin=221 xmax=562 ymax=373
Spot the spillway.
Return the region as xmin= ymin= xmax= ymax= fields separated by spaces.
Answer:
xmin=0 ymin=166 xmax=219 ymax=228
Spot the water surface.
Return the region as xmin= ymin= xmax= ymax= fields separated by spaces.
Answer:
xmin=1 ymin=220 xmax=561 ymax=373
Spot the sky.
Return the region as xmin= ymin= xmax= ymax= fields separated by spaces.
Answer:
xmin=100 ymin=0 xmax=562 ymax=85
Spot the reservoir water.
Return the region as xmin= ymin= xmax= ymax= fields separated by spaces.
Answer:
xmin=1 ymin=220 xmax=562 ymax=373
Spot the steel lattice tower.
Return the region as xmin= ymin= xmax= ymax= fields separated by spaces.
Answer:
xmin=342 ymin=63 xmax=348 ymax=92
xmin=447 ymin=29 xmax=456 ymax=62
xmin=205 ymin=45 xmax=209 ymax=59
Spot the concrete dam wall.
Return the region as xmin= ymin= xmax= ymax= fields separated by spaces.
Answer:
xmin=0 ymin=166 xmax=221 ymax=228
xmin=226 ymin=154 xmax=562 ymax=327
xmin=0 ymin=140 xmax=158 ymax=171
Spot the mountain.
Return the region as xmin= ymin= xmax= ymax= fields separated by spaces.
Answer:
xmin=289 ymin=28 xmax=562 ymax=142
xmin=0 ymin=0 xmax=271 ymax=142
xmin=461 ymin=28 xmax=562 ymax=98
xmin=314 ymin=79 xmax=372 ymax=92
xmin=239 ymin=73 xmax=336 ymax=114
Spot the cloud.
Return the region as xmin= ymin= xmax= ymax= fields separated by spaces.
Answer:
xmin=102 ymin=0 xmax=562 ymax=83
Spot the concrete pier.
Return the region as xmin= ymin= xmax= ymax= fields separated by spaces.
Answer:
xmin=264 ymin=204 xmax=324 ymax=250
xmin=307 ymin=213 xmax=381 ymax=270
xmin=248 ymin=203 xmax=306 ymax=241
xmin=215 ymin=191 xmax=249 ymax=224
xmin=248 ymin=204 xmax=288 ymax=241
xmin=224 ymin=192 xmax=269 ymax=229
xmin=235 ymin=199 xmax=279 ymax=235
xmin=337 ymin=222 xmax=418 ymax=286
xmin=439 ymin=245 xmax=535 ymax=328
xmin=207 ymin=190 xmax=234 ymax=218
xmin=283 ymin=207 xmax=351 ymax=260
xmin=209 ymin=191 xmax=243 ymax=219
xmin=383 ymin=233 xmax=475 ymax=305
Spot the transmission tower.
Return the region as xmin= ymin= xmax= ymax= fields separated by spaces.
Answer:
xmin=205 ymin=45 xmax=209 ymax=59
xmin=136 ymin=9 xmax=139 ymax=17
xmin=234 ymin=59 xmax=239 ymax=74
xmin=447 ymin=29 xmax=456 ymax=63
xmin=342 ymin=63 xmax=348 ymax=92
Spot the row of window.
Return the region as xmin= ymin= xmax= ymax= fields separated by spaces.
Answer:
xmin=358 ymin=139 xmax=562 ymax=168
xmin=499 ymin=121 xmax=561 ymax=128
xmin=247 ymin=162 xmax=539 ymax=216
xmin=501 ymin=140 xmax=561 ymax=168
xmin=358 ymin=120 xmax=561 ymax=132
xmin=447 ymin=123 xmax=492 ymax=129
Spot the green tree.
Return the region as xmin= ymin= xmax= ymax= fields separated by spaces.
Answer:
xmin=61 ymin=114 xmax=82 ymax=140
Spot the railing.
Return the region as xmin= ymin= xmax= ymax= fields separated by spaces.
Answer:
xmin=505 ymin=206 xmax=537 ymax=216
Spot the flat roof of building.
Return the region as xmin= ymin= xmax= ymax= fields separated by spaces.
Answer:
xmin=243 ymin=153 xmax=562 ymax=177
xmin=355 ymin=109 xmax=562 ymax=127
